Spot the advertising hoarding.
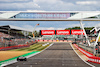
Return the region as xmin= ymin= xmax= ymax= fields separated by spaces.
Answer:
xmin=71 ymin=30 xmax=84 ymax=35
xmin=41 ymin=30 xmax=55 ymax=35
xmin=56 ymin=30 xmax=70 ymax=35
xmin=41 ymin=30 xmax=84 ymax=35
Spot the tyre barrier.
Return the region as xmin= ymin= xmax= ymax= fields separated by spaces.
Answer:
xmin=73 ymin=44 xmax=100 ymax=64
xmin=38 ymin=40 xmax=72 ymax=42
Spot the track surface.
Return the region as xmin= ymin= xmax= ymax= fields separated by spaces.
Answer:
xmin=7 ymin=43 xmax=90 ymax=67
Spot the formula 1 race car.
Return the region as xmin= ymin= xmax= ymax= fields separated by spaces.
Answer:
xmin=17 ymin=56 xmax=27 ymax=61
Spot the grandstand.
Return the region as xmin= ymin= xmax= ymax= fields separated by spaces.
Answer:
xmin=0 ymin=25 xmax=36 ymax=50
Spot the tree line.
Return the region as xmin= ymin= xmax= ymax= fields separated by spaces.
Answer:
xmin=65 ymin=26 xmax=94 ymax=30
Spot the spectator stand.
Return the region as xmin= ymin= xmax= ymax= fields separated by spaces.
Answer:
xmin=0 ymin=25 xmax=35 ymax=50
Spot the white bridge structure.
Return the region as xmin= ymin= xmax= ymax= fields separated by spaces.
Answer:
xmin=0 ymin=11 xmax=100 ymax=21
xmin=0 ymin=11 xmax=100 ymax=54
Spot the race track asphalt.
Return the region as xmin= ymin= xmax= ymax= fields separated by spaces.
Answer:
xmin=6 ymin=43 xmax=91 ymax=67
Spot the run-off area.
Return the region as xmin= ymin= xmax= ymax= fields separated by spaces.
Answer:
xmin=7 ymin=43 xmax=91 ymax=67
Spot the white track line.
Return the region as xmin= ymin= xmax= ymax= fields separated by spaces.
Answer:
xmin=70 ymin=43 xmax=95 ymax=67
xmin=1 ymin=43 xmax=54 ymax=67
xmin=1 ymin=60 xmax=17 ymax=67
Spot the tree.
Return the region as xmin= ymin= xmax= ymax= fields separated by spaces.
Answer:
xmin=34 ymin=30 xmax=39 ymax=37
xmin=28 ymin=32 xmax=33 ymax=37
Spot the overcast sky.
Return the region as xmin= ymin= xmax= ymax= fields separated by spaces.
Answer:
xmin=0 ymin=0 xmax=100 ymax=31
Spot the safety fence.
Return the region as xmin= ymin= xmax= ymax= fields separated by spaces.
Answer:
xmin=0 ymin=40 xmax=37 ymax=51
xmin=74 ymin=44 xmax=100 ymax=64
xmin=0 ymin=44 xmax=30 ymax=51
xmin=38 ymin=40 xmax=72 ymax=42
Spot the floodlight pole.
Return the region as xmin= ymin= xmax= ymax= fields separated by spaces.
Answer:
xmin=32 ymin=24 xmax=39 ymax=38
xmin=79 ymin=20 xmax=91 ymax=46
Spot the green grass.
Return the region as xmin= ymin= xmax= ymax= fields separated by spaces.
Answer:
xmin=0 ymin=51 xmax=39 ymax=66
xmin=36 ymin=45 xmax=49 ymax=51
xmin=0 ymin=42 xmax=52 ymax=66
xmin=26 ymin=45 xmax=42 ymax=51
xmin=9 ymin=42 xmax=51 ymax=51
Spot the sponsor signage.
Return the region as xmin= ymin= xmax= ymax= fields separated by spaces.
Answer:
xmin=41 ymin=30 xmax=55 ymax=35
xmin=41 ymin=30 xmax=84 ymax=35
xmin=14 ymin=13 xmax=71 ymax=19
xmin=56 ymin=30 xmax=70 ymax=35
xmin=71 ymin=30 xmax=84 ymax=35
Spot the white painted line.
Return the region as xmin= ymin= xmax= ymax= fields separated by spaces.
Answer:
xmin=27 ymin=43 xmax=54 ymax=58
xmin=32 ymin=43 xmax=54 ymax=55
xmin=26 ymin=52 xmax=40 ymax=58
xmin=0 ymin=43 xmax=54 ymax=67
xmin=1 ymin=60 xmax=17 ymax=67
xmin=42 ymin=43 xmax=49 ymax=46
xmin=70 ymin=43 xmax=95 ymax=67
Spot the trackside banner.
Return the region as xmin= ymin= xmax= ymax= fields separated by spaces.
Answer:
xmin=56 ymin=30 xmax=70 ymax=35
xmin=41 ymin=30 xmax=55 ymax=35
xmin=71 ymin=30 xmax=84 ymax=35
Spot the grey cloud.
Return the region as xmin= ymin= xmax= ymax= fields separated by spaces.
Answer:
xmin=62 ymin=0 xmax=98 ymax=3
xmin=0 ymin=0 xmax=100 ymax=11
xmin=0 ymin=2 xmax=40 ymax=11
xmin=0 ymin=0 xmax=32 ymax=3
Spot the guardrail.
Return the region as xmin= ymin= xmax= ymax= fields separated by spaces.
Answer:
xmin=73 ymin=44 xmax=100 ymax=64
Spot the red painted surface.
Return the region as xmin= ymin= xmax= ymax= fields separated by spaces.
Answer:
xmin=74 ymin=44 xmax=100 ymax=64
